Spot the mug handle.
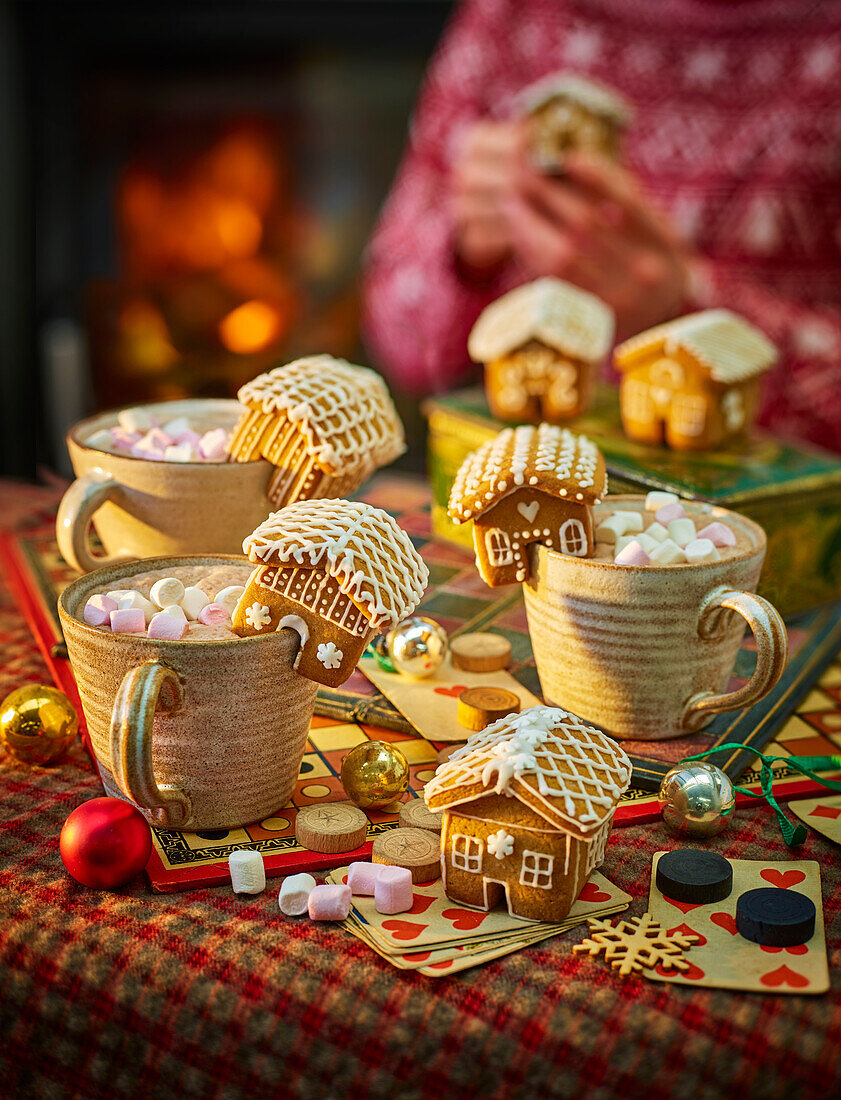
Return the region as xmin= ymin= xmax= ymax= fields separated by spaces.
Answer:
xmin=56 ymin=470 xmax=135 ymax=573
xmin=109 ymin=660 xmax=193 ymax=828
xmin=683 ymin=585 xmax=788 ymax=731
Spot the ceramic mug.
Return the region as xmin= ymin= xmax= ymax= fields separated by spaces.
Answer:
xmin=523 ymin=496 xmax=787 ymax=740
xmin=58 ymin=556 xmax=318 ymax=830
xmin=57 ymin=399 xmax=272 ymax=573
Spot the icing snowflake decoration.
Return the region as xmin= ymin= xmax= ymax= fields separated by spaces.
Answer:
xmin=316 ymin=642 xmax=344 ymax=670
xmin=244 ymin=602 xmax=272 ymax=631
xmin=487 ymin=829 xmax=515 ymax=861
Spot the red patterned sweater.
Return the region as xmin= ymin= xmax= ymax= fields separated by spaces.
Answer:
xmin=362 ymin=0 xmax=841 ymax=453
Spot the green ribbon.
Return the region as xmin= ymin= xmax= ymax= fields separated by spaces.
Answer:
xmin=680 ymin=743 xmax=841 ymax=847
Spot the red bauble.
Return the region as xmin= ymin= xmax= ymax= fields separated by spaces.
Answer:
xmin=60 ymin=797 xmax=152 ymax=889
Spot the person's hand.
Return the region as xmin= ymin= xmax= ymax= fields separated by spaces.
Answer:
xmin=451 ymin=120 xmax=527 ymax=274
xmin=503 ymin=152 xmax=690 ymax=337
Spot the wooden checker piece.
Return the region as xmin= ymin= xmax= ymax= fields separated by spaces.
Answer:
xmin=655 ymin=849 xmax=732 ymax=904
xmin=736 ymin=888 xmax=816 ymax=947
xmin=372 ymin=827 xmax=441 ymax=882
xmin=399 ymin=798 xmax=443 ymax=833
xmin=457 ymin=686 xmax=520 ymax=731
xmin=450 ymin=632 xmax=512 ymax=673
xmin=295 ymin=802 xmax=368 ymax=854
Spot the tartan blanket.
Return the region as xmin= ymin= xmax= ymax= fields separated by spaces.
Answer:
xmin=1 ymin=483 xmax=840 ymax=1100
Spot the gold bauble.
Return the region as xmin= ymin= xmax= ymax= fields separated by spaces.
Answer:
xmin=0 ymin=685 xmax=78 ymax=766
xmin=340 ymin=741 xmax=410 ymax=809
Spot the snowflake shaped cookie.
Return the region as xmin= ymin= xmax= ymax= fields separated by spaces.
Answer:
xmin=487 ymin=829 xmax=515 ymax=860
xmin=316 ymin=641 xmax=344 ymax=670
xmin=573 ymin=913 xmax=699 ymax=978
xmin=244 ymin=602 xmax=272 ymax=631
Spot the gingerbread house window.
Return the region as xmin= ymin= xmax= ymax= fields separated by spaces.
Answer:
xmin=623 ymin=380 xmax=654 ymax=423
xmin=559 ymin=518 xmax=587 ymax=557
xmin=519 ymin=851 xmax=554 ymax=889
xmin=721 ymin=390 xmax=744 ymax=431
xmin=671 ymin=394 xmax=706 ymax=435
xmin=485 ymin=529 xmax=514 ymax=568
xmin=451 ymin=834 xmax=483 ymax=874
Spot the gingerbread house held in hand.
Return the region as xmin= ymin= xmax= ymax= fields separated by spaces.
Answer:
xmin=228 ymin=355 xmax=406 ymax=506
xmin=232 ymin=499 xmax=428 ymax=687
xmin=517 ymin=72 xmax=632 ymax=170
xmin=424 ymin=706 xmax=632 ymax=923
xmin=615 ymin=310 xmax=777 ymax=450
xmin=448 ymin=424 xmax=607 ymax=587
xmin=469 ymin=278 xmax=614 ymax=423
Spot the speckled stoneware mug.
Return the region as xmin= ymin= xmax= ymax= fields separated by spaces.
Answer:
xmin=523 ymin=496 xmax=787 ymax=741
xmin=58 ymin=556 xmax=318 ymax=830
xmin=57 ymin=398 xmax=272 ymax=573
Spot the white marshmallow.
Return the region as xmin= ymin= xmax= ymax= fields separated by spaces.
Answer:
xmin=118 ymin=407 xmax=155 ymax=434
xmin=668 ymin=518 xmax=697 ymax=548
xmin=610 ymin=510 xmax=644 ymax=534
xmin=228 ymin=848 xmax=266 ymax=895
xmin=180 ymin=586 xmax=210 ymax=621
xmin=214 ymin=585 xmax=246 ymax=616
xmin=86 ymin=429 xmax=114 ymax=451
xmin=118 ymin=591 xmax=158 ymax=624
xmin=160 ymin=604 xmax=188 ymax=622
xmin=596 ymin=515 xmax=631 ymax=544
xmin=645 ymin=522 xmax=669 ymax=544
xmin=645 ymin=491 xmax=679 ymax=512
xmin=684 ymin=538 xmax=721 ymax=564
xmin=150 ymin=577 xmax=186 ymax=609
xmin=278 ymin=873 xmax=317 ymax=916
xmin=636 ymin=532 xmax=658 ymax=554
xmin=650 ymin=538 xmax=687 ymax=565
xmin=614 ymin=535 xmax=635 ymax=555
xmin=106 ymin=589 xmax=131 ymax=603
xmin=162 ymin=416 xmax=192 ymax=439
xmin=163 ymin=443 xmax=196 ymax=463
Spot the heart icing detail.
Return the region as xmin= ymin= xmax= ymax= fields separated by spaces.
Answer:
xmin=668 ymin=922 xmax=707 ymax=947
xmin=760 ymin=944 xmax=808 ymax=955
xmin=710 ymin=912 xmax=738 ymax=935
xmin=760 ymin=869 xmax=806 ymax=889
xmin=759 ymin=964 xmax=809 ymax=989
xmin=434 ymin=685 xmax=468 ymax=698
xmin=381 ymin=920 xmax=426 ymax=941
xmin=663 ymin=897 xmax=702 ymax=914
xmin=578 ymin=882 xmax=611 ymax=903
xmin=517 ymin=501 xmax=540 ymax=524
xmin=408 ymin=895 xmax=435 ymax=915
xmin=442 ymin=907 xmax=488 ymax=931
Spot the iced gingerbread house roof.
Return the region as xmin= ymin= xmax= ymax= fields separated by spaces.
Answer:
xmin=467 ymin=278 xmax=615 ymax=364
xmin=615 ymin=310 xmax=778 ymax=385
xmin=424 ymin=706 xmax=632 ymax=838
xmin=242 ymin=499 xmax=428 ymax=630
xmin=516 ymin=72 xmax=632 ymax=127
xmin=448 ymin=424 xmax=607 ymax=524
xmin=235 ymin=355 xmax=405 ymax=474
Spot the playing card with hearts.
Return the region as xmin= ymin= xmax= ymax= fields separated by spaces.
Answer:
xmin=357 ymin=654 xmax=541 ymax=742
xmin=647 ymin=853 xmax=829 ymax=994
xmin=327 ymin=866 xmax=631 ymax=953
xmin=789 ymin=795 xmax=841 ymax=848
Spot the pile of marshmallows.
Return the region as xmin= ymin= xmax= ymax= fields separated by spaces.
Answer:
xmin=596 ymin=491 xmax=737 ymax=567
xmin=85 ymin=407 xmax=230 ymax=463
xmin=83 ymin=576 xmax=245 ymax=640
xmin=229 ymin=849 xmax=414 ymax=920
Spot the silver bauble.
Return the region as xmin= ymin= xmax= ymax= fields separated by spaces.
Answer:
xmin=385 ymin=616 xmax=449 ymax=678
xmin=658 ymin=761 xmax=735 ymax=838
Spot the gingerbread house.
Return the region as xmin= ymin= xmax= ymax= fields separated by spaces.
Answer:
xmin=232 ymin=499 xmax=428 ymax=687
xmin=468 ymin=278 xmax=614 ymax=423
xmin=448 ymin=424 xmax=607 ymax=587
xmin=614 ymin=310 xmax=778 ymax=451
xmin=424 ymin=706 xmax=632 ymax=923
xmin=516 ymin=72 xmax=632 ymax=170
xmin=228 ymin=355 xmax=406 ymax=506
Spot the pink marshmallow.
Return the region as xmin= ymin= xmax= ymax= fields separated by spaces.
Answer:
xmin=198 ymin=428 xmax=228 ymax=461
xmin=307 ymin=884 xmax=352 ymax=921
xmin=347 ymin=862 xmax=381 ymax=896
xmin=83 ymin=594 xmax=117 ymax=628
xmin=110 ymin=428 xmax=141 ymax=451
xmin=174 ymin=428 xmax=202 ymax=448
xmin=109 ymin=608 xmax=146 ymax=634
xmin=614 ymin=540 xmax=651 ymax=567
xmin=374 ymin=865 xmax=413 ymax=915
xmin=198 ymin=602 xmax=230 ymax=626
xmin=655 ymin=502 xmax=687 ymax=524
xmin=697 ymin=521 xmax=737 ymax=548
xmin=147 ymin=611 xmax=188 ymax=640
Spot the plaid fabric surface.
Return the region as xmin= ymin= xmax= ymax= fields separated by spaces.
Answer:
xmin=1 ymin=485 xmax=840 ymax=1100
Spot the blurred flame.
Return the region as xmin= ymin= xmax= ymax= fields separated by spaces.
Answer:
xmin=219 ymin=299 xmax=283 ymax=354
xmin=118 ymin=301 xmax=179 ymax=372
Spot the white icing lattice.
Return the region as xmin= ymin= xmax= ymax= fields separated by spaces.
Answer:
xmin=425 ymin=705 xmax=632 ymax=835
xmin=448 ymin=425 xmax=607 ymax=523
xmin=243 ymin=499 xmax=428 ymax=630
xmin=235 ymin=355 xmax=405 ymax=473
